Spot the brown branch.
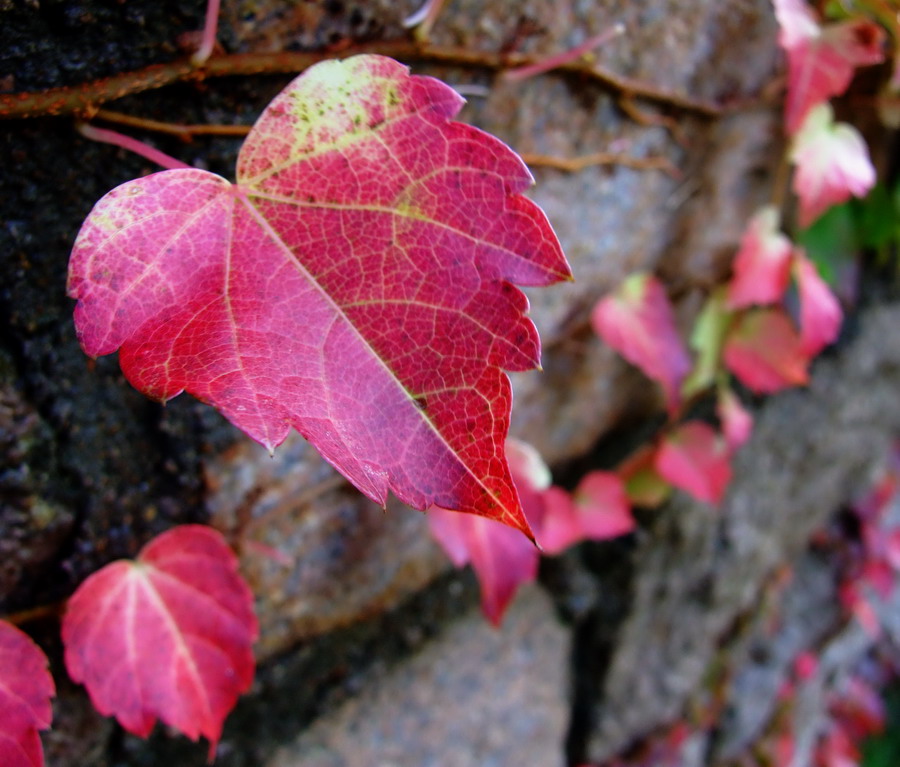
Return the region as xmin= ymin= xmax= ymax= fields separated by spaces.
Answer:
xmin=521 ymin=151 xmax=681 ymax=178
xmin=0 ymin=600 xmax=66 ymax=627
xmin=93 ymin=109 xmax=252 ymax=137
xmin=0 ymin=41 xmax=725 ymax=121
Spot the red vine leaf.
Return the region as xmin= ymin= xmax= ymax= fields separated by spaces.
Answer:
xmin=726 ymin=206 xmax=793 ymax=309
xmin=773 ymin=0 xmax=885 ymax=134
xmin=793 ymin=250 xmax=843 ymax=356
xmin=62 ymin=525 xmax=258 ymax=755
xmin=538 ymin=471 xmax=635 ymax=555
xmin=68 ymin=55 xmax=570 ymax=535
xmin=723 ymin=308 xmax=810 ymax=393
xmin=427 ymin=438 xmax=546 ymax=623
xmin=592 ymin=272 xmax=691 ymax=414
xmin=716 ymin=387 xmax=753 ymax=450
xmin=791 ymin=103 xmax=876 ymax=227
xmin=654 ymin=421 xmax=732 ymax=505
xmin=0 ymin=621 xmax=54 ymax=767
xmin=428 ymin=506 xmax=538 ymax=625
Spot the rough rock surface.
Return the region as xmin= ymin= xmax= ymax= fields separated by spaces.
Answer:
xmin=265 ymin=584 xmax=569 ymax=767
xmin=1 ymin=1 xmax=895 ymax=766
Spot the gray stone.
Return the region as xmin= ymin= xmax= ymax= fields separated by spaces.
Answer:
xmin=264 ymin=585 xmax=569 ymax=767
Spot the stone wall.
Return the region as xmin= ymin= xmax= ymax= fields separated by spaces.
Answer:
xmin=1 ymin=1 xmax=896 ymax=765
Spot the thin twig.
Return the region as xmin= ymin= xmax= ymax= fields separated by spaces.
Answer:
xmin=77 ymin=123 xmax=191 ymax=170
xmin=0 ymin=42 xmax=726 ymax=121
xmin=192 ymin=0 xmax=222 ymax=66
xmin=521 ymin=150 xmax=681 ymax=178
xmin=94 ymin=109 xmax=252 ymax=137
xmin=503 ymin=24 xmax=626 ymax=82
xmin=0 ymin=600 xmax=66 ymax=627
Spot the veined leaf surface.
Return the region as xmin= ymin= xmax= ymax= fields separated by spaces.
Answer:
xmin=68 ymin=55 xmax=570 ymax=534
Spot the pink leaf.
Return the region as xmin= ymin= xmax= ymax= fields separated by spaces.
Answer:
xmin=773 ymin=0 xmax=885 ymax=134
xmin=726 ymin=206 xmax=794 ymax=309
xmin=62 ymin=525 xmax=258 ymax=755
xmin=537 ymin=473 xmax=635 ymax=555
xmin=654 ymin=421 xmax=732 ymax=505
xmin=67 ymin=55 xmax=571 ymax=537
xmin=723 ymin=308 xmax=810 ymax=393
xmin=0 ymin=621 xmax=54 ymax=767
xmin=428 ymin=507 xmax=538 ymax=625
xmin=794 ymin=650 xmax=819 ymax=681
xmin=886 ymin=529 xmax=900 ymax=570
xmin=592 ymin=273 xmax=691 ymax=413
xmin=791 ymin=102 xmax=877 ymax=227
xmin=717 ymin=387 xmax=753 ymax=450
xmin=816 ymin=727 xmax=861 ymax=767
xmin=793 ymin=250 xmax=843 ymax=356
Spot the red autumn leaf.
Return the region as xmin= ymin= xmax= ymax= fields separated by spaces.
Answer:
xmin=654 ymin=421 xmax=732 ymax=505
xmin=538 ymin=471 xmax=635 ymax=555
xmin=62 ymin=525 xmax=258 ymax=754
xmin=726 ymin=206 xmax=793 ymax=309
xmin=592 ymin=272 xmax=691 ymax=413
xmin=716 ymin=386 xmax=753 ymax=450
xmin=793 ymin=650 xmax=819 ymax=681
xmin=723 ymin=308 xmax=810 ymax=393
xmin=791 ymin=102 xmax=876 ymax=228
xmin=773 ymin=0 xmax=885 ymax=134
xmin=0 ymin=621 xmax=54 ymax=767
xmin=428 ymin=506 xmax=538 ymax=625
xmin=67 ymin=55 xmax=570 ymax=536
xmin=793 ymin=250 xmax=843 ymax=356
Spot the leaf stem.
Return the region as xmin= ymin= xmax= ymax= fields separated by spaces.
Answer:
xmin=94 ymin=108 xmax=252 ymax=137
xmin=77 ymin=123 xmax=192 ymax=170
xmin=503 ymin=23 xmax=626 ymax=82
xmin=192 ymin=0 xmax=222 ymax=66
xmin=0 ymin=600 xmax=66 ymax=627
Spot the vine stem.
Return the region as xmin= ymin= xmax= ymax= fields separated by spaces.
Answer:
xmin=192 ymin=0 xmax=222 ymax=66
xmin=77 ymin=123 xmax=191 ymax=170
xmin=0 ymin=600 xmax=65 ymax=627
xmin=87 ymin=110 xmax=682 ymax=176
xmin=503 ymin=23 xmax=626 ymax=82
xmin=0 ymin=42 xmax=726 ymax=121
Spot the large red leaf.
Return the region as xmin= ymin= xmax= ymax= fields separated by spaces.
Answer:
xmin=0 ymin=621 xmax=54 ymax=767
xmin=592 ymin=272 xmax=691 ymax=414
xmin=773 ymin=0 xmax=885 ymax=134
xmin=62 ymin=525 xmax=258 ymax=754
xmin=67 ymin=55 xmax=570 ymax=535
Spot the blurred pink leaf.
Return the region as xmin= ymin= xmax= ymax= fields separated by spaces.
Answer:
xmin=538 ymin=472 xmax=635 ymax=555
xmin=654 ymin=421 xmax=732 ymax=505
xmin=726 ymin=206 xmax=794 ymax=309
xmin=793 ymin=250 xmax=843 ymax=356
xmin=724 ymin=308 xmax=810 ymax=393
xmin=773 ymin=0 xmax=885 ymax=134
xmin=717 ymin=387 xmax=753 ymax=450
xmin=791 ymin=102 xmax=876 ymax=228
xmin=428 ymin=507 xmax=538 ymax=625
xmin=0 ymin=621 xmax=54 ymax=767
xmin=592 ymin=273 xmax=691 ymax=413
